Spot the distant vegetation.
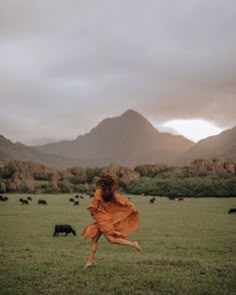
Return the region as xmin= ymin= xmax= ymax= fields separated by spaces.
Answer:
xmin=0 ymin=159 xmax=235 ymax=197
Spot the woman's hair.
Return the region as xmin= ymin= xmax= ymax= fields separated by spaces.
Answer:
xmin=96 ymin=173 xmax=117 ymax=202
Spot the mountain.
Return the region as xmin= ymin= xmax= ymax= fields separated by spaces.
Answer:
xmin=183 ymin=127 xmax=236 ymax=162
xmin=36 ymin=110 xmax=193 ymax=167
xmin=1 ymin=110 xmax=235 ymax=168
xmin=0 ymin=135 xmax=81 ymax=169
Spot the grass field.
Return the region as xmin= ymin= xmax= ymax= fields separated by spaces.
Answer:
xmin=0 ymin=194 xmax=235 ymax=295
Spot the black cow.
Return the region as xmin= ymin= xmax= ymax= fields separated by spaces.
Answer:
xmin=27 ymin=197 xmax=32 ymax=201
xmin=228 ymin=208 xmax=236 ymax=214
xmin=74 ymin=201 xmax=79 ymax=206
xmin=80 ymin=195 xmax=84 ymax=199
xmin=74 ymin=195 xmax=79 ymax=199
xmin=53 ymin=224 xmax=76 ymax=237
xmin=38 ymin=200 xmax=47 ymax=205
xmin=0 ymin=195 xmax=8 ymax=201
xmin=69 ymin=198 xmax=74 ymax=202
xmin=21 ymin=199 xmax=29 ymax=205
xmin=150 ymin=198 xmax=156 ymax=204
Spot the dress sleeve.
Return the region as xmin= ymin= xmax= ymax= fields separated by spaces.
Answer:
xmin=114 ymin=193 xmax=129 ymax=206
xmin=87 ymin=189 xmax=101 ymax=214
xmin=114 ymin=193 xmax=137 ymax=211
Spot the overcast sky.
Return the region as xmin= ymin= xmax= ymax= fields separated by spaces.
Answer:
xmin=0 ymin=0 xmax=236 ymax=145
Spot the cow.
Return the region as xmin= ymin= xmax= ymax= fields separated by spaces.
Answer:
xmin=21 ymin=199 xmax=29 ymax=205
xmin=53 ymin=224 xmax=76 ymax=237
xmin=168 ymin=197 xmax=175 ymax=201
xmin=228 ymin=208 xmax=236 ymax=214
xmin=27 ymin=197 xmax=32 ymax=201
xmin=80 ymin=195 xmax=84 ymax=199
xmin=177 ymin=197 xmax=184 ymax=201
xmin=150 ymin=198 xmax=156 ymax=204
xmin=38 ymin=200 xmax=47 ymax=205
xmin=69 ymin=198 xmax=74 ymax=202
xmin=74 ymin=201 xmax=79 ymax=206
xmin=74 ymin=195 xmax=79 ymax=199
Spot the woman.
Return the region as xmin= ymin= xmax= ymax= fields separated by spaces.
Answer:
xmin=82 ymin=173 xmax=143 ymax=267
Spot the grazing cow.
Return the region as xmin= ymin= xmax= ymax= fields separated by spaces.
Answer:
xmin=74 ymin=201 xmax=79 ymax=206
xmin=69 ymin=198 xmax=74 ymax=202
xmin=150 ymin=198 xmax=156 ymax=204
xmin=228 ymin=208 xmax=236 ymax=214
xmin=27 ymin=197 xmax=32 ymax=201
xmin=53 ymin=224 xmax=76 ymax=237
xmin=74 ymin=195 xmax=79 ymax=199
xmin=88 ymin=192 xmax=95 ymax=198
xmin=21 ymin=199 xmax=29 ymax=205
xmin=38 ymin=200 xmax=47 ymax=205
xmin=80 ymin=195 xmax=84 ymax=199
xmin=19 ymin=198 xmax=23 ymax=203
xmin=0 ymin=195 xmax=8 ymax=201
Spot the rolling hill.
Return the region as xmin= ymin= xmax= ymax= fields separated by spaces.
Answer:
xmin=182 ymin=126 xmax=236 ymax=162
xmin=0 ymin=135 xmax=81 ymax=169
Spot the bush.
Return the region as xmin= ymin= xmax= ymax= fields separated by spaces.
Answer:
xmin=127 ymin=175 xmax=236 ymax=197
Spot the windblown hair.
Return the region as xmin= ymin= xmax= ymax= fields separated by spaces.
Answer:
xmin=96 ymin=173 xmax=117 ymax=202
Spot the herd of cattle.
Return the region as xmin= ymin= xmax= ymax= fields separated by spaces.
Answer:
xmin=0 ymin=194 xmax=85 ymax=206
xmin=0 ymin=194 xmax=235 ymax=215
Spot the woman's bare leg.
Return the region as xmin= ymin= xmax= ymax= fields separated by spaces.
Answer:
xmin=106 ymin=236 xmax=143 ymax=253
xmin=84 ymin=231 xmax=102 ymax=268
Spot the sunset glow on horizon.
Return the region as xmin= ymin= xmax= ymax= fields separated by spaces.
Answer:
xmin=159 ymin=119 xmax=224 ymax=142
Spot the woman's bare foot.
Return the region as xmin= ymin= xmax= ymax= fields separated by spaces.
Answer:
xmin=133 ymin=241 xmax=143 ymax=253
xmin=84 ymin=262 xmax=92 ymax=268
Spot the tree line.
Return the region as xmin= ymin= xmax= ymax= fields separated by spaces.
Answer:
xmin=0 ymin=159 xmax=235 ymax=197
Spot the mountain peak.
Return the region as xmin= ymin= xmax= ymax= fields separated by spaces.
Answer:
xmin=121 ymin=109 xmax=141 ymax=117
xmin=119 ymin=109 xmax=154 ymax=127
xmin=120 ymin=109 xmax=149 ymax=121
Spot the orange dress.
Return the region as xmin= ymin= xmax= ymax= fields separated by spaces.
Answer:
xmin=81 ymin=189 xmax=140 ymax=240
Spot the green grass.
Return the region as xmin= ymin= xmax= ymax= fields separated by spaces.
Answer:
xmin=0 ymin=195 xmax=235 ymax=295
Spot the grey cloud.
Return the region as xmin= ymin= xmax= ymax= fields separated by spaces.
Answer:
xmin=0 ymin=0 xmax=236 ymax=144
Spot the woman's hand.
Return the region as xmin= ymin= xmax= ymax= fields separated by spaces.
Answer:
xmin=127 ymin=202 xmax=137 ymax=212
xmin=91 ymin=212 xmax=96 ymax=219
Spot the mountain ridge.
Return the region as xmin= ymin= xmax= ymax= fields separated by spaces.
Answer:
xmin=35 ymin=109 xmax=193 ymax=167
xmin=0 ymin=134 xmax=83 ymax=168
xmin=1 ymin=110 xmax=235 ymax=168
xmin=183 ymin=126 xmax=236 ymax=162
